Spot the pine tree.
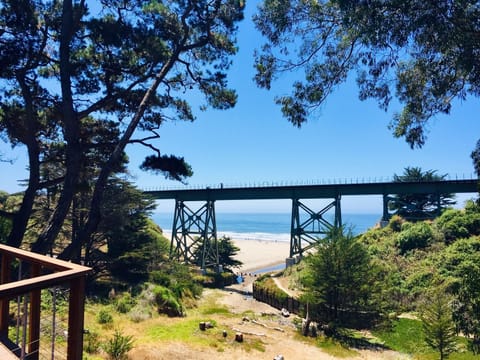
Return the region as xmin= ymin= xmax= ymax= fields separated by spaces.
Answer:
xmin=420 ymin=286 xmax=457 ymax=360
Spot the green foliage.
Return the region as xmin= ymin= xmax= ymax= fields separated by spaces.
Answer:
xmin=102 ymin=329 xmax=134 ymax=360
xmin=452 ymin=261 xmax=480 ymax=354
xmin=152 ymin=285 xmax=184 ymax=317
xmin=115 ymin=292 xmax=136 ymax=314
xmin=84 ymin=330 xmax=101 ymax=354
xmin=419 ymin=285 xmax=457 ymax=360
xmin=255 ymin=276 xmax=289 ymax=303
xmin=96 ymin=309 xmax=113 ymax=325
xmin=217 ymin=236 xmax=243 ymax=270
xmin=0 ymin=0 xmax=245 ymax=256
xmin=100 ymin=180 xmax=167 ymax=284
xmin=359 ymin=207 xmax=480 ymax=313
xmin=388 ymin=215 xmax=404 ymax=232
xmin=373 ymin=318 xmax=430 ymax=354
xmin=140 ymin=155 xmax=193 ymax=182
xmin=0 ymin=191 xmax=15 ymax=243
xmin=149 ymin=261 xmax=203 ymax=300
xmin=436 ymin=208 xmax=480 ymax=244
xmin=436 ymin=238 xmax=480 ymax=287
xmin=396 ymin=222 xmax=434 ymax=254
xmin=389 ymin=167 xmax=455 ymax=220
xmin=301 ymin=228 xmax=380 ymax=326
xmin=253 ymin=1 xmax=480 ymax=148
xmin=192 ymin=235 xmax=243 ymax=272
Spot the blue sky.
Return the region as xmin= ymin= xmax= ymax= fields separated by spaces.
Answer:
xmin=0 ymin=0 xmax=478 ymax=214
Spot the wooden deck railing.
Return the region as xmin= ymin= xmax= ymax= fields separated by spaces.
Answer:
xmin=0 ymin=244 xmax=91 ymax=360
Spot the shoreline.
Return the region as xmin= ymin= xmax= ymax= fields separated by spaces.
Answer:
xmin=162 ymin=231 xmax=291 ymax=273
xmin=232 ymin=238 xmax=290 ymax=273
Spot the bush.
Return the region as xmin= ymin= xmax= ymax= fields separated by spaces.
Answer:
xmin=153 ymin=285 xmax=184 ymax=317
xmin=97 ymin=309 xmax=113 ymax=325
xmin=151 ymin=262 xmax=203 ymax=299
xmin=102 ymin=329 xmax=134 ymax=360
xmin=396 ymin=222 xmax=433 ymax=254
xmin=128 ymin=305 xmax=152 ymax=323
xmin=436 ymin=208 xmax=480 ymax=243
xmin=115 ymin=293 xmax=136 ymax=314
xmin=84 ymin=330 xmax=101 ymax=354
xmin=149 ymin=270 xmax=171 ymax=287
xmin=389 ymin=215 xmax=404 ymax=232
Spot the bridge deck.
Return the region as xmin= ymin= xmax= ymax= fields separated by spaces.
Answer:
xmin=146 ymin=179 xmax=478 ymax=201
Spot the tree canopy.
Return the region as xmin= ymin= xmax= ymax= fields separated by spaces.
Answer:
xmin=389 ymin=167 xmax=456 ymax=220
xmin=0 ymin=0 xmax=245 ymax=258
xmin=253 ymin=0 xmax=480 ymax=148
xmin=301 ymin=228 xmax=380 ymax=327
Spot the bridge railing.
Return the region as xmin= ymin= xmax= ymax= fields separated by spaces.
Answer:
xmin=142 ymin=174 xmax=478 ymax=192
xmin=0 ymin=244 xmax=91 ymax=360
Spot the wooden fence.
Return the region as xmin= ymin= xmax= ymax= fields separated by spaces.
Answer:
xmin=252 ymin=282 xmax=379 ymax=329
xmin=252 ymin=282 xmax=301 ymax=314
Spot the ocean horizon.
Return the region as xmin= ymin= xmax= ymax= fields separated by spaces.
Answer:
xmin=152 ymin=212 xmax=382 ymax=242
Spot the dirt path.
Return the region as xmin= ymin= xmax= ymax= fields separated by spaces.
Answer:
xmin=214 ymin=287 xmax=409 ymax=360
xmin=126 ymin=275 xmax=409 ymax=360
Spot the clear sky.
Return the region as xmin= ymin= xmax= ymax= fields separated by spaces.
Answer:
xmin=0 ymin=0 xmax=478 ymax=214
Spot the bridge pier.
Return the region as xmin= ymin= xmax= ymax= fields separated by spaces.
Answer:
xmin=382 ymin=194 xmax=391 ymax=222
xmin=169 ymin=200 xmax=219 ymax=271
xmin=290 ymin=195 xmax=342 ymax=258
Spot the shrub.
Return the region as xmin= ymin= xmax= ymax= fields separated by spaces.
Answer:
xmin=115 ymin=293 xmax=136 ymax=314
xmin=84 ymin=330 xmax=101 ymax=354
xmin=149 ymin=270 xmax=171 ymax=287
xmin=388 ymin=215 xmax=404 ymax=232
xmin=102 ymin=329 xmax=134 ymax=360
xmin=128 ymin=305 xmax=152 ymax=323
xmin=436 ymin=208 xmax=480 ymax=243
xmin=153 ymin=285 xmax=184 ymax=317
xmin=97 ymin=309 xmax=113 ymax=325
xmin=396 ymin=222 xmax=433 ymax=254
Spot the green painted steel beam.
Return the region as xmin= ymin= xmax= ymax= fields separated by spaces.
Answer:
xmin=146 ymin=179 xmax=478 ymax=201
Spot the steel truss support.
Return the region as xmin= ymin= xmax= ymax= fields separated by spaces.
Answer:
xmin=290 ymin=195 xmax=342 ymax=258
xmin=169 ymin=200 xmax=219 ymax=271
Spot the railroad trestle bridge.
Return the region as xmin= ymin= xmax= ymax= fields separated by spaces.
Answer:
xmin=146 ymin=179 xmax=478 ymax=270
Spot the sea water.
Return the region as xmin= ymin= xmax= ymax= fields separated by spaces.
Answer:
xmin=152 ymin=212 xmax=381 ymax=241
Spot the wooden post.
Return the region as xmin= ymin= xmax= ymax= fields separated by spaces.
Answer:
xmin=28 ymin=263 xmax=41 ymax=359
xmin=0 ymin=254 xmax=11 ymax=337
xmin=67 ymin=276 xmax=86 ymax=360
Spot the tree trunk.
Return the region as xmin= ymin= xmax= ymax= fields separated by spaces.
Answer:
xmin=7 ymin=74 xmax=41 ymax=248
xmin=59 ymin=49 xmax=183 ymax=261
xmin=7 ymin=148 xmax=40 ymax=248
xmin=31 ymin=0 xmax=82 ymax=255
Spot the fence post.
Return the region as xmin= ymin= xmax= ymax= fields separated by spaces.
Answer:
xmin=28 ymin=263 xmax=41 ymax=359
xmin=67 ymin=276 xmax=86 ymax=360
xmin=0 ymin=253 xmax=11 ymax=337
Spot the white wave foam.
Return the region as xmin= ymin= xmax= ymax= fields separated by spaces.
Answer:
xmin=219 ymin=231 xmax=290 ymax=242
xmin=161 ymin=230 xmax=290 ymax=243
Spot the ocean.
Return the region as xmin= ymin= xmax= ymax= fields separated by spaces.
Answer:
xmin=152 ymin=212 xmax=382 ymax=242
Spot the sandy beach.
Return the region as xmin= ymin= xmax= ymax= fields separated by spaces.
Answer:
xmin=163 ymin=231 xmax=291 ymax=273
xmin=232 ymin=238 xmax=290 ymax=273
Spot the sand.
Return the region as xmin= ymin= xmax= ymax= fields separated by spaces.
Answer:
xmin=232 ymin=238 xmax=290 ymax=273
xmin=163 ymin=231 xmax=291 ymax=273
